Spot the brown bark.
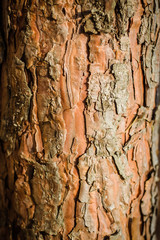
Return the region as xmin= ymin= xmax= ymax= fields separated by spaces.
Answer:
xmin=0 ymin=0 xmax=160 ymax=239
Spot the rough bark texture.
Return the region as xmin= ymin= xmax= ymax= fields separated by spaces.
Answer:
xmin=0 ymin=0 xmax=160 ymax=239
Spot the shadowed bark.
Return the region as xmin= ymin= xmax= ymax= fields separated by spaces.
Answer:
xmin=0 ymin=0 xmax=160 ymax=239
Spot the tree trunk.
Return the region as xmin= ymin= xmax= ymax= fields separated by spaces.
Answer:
xmin=0 ymin=0 xmax=160 ymax=239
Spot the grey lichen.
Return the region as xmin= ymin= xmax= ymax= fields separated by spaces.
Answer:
xmin=115 ymin=0 xmax=138 ymax=36
xmin=84 ymin=18 xmax=98 ymax=34
xmin=0 ymin=57 xmax=32 ymax=156
xmin=45 ymin=44 xmax=61 ymax=81
xmin=79 ymin=0 xmax=137 ymax=35
xmin=86 ymin=66 xmax=129 ymax=158
xmin=137 ymin=12 xmax=152 ymax=45
xmin=120 ymin=35 xmax=130 ymax=51
xmin=112 ymin=63 xmax=129 ymax=114
xmin=31 ymin=163 xmax=64 ymax=234
xmin=113 ymin=153 xmax=132 ymax=179
xmin=80 ymin=0 xmax=115 ymax=34
xmin=152 ymin=106 xmax=160 ymax=168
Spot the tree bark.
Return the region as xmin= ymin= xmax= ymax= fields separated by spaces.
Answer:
xmin=0 ymin=0 xmax=160 ymax=239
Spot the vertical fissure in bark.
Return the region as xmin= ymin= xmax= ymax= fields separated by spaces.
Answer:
xmin=140 ymin=44 xmax=147 ymax=107
xmin=24 ymin=67 xmax=33 ymax=123
xmin=84 ymin=33 xmax=91 ymax=147
xmin=63 ymin=40 xmax=73 ymax=109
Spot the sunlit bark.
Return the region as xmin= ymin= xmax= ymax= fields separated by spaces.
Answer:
xmin=0 ymin=1 xmax=160 ymax=239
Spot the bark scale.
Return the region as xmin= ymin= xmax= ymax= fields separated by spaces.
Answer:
xmin=0 ymin=0 xmax=160 ymax=240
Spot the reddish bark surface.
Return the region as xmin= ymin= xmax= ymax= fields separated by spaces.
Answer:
xmin=0 ymin=0 xmax=159 ymax=240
